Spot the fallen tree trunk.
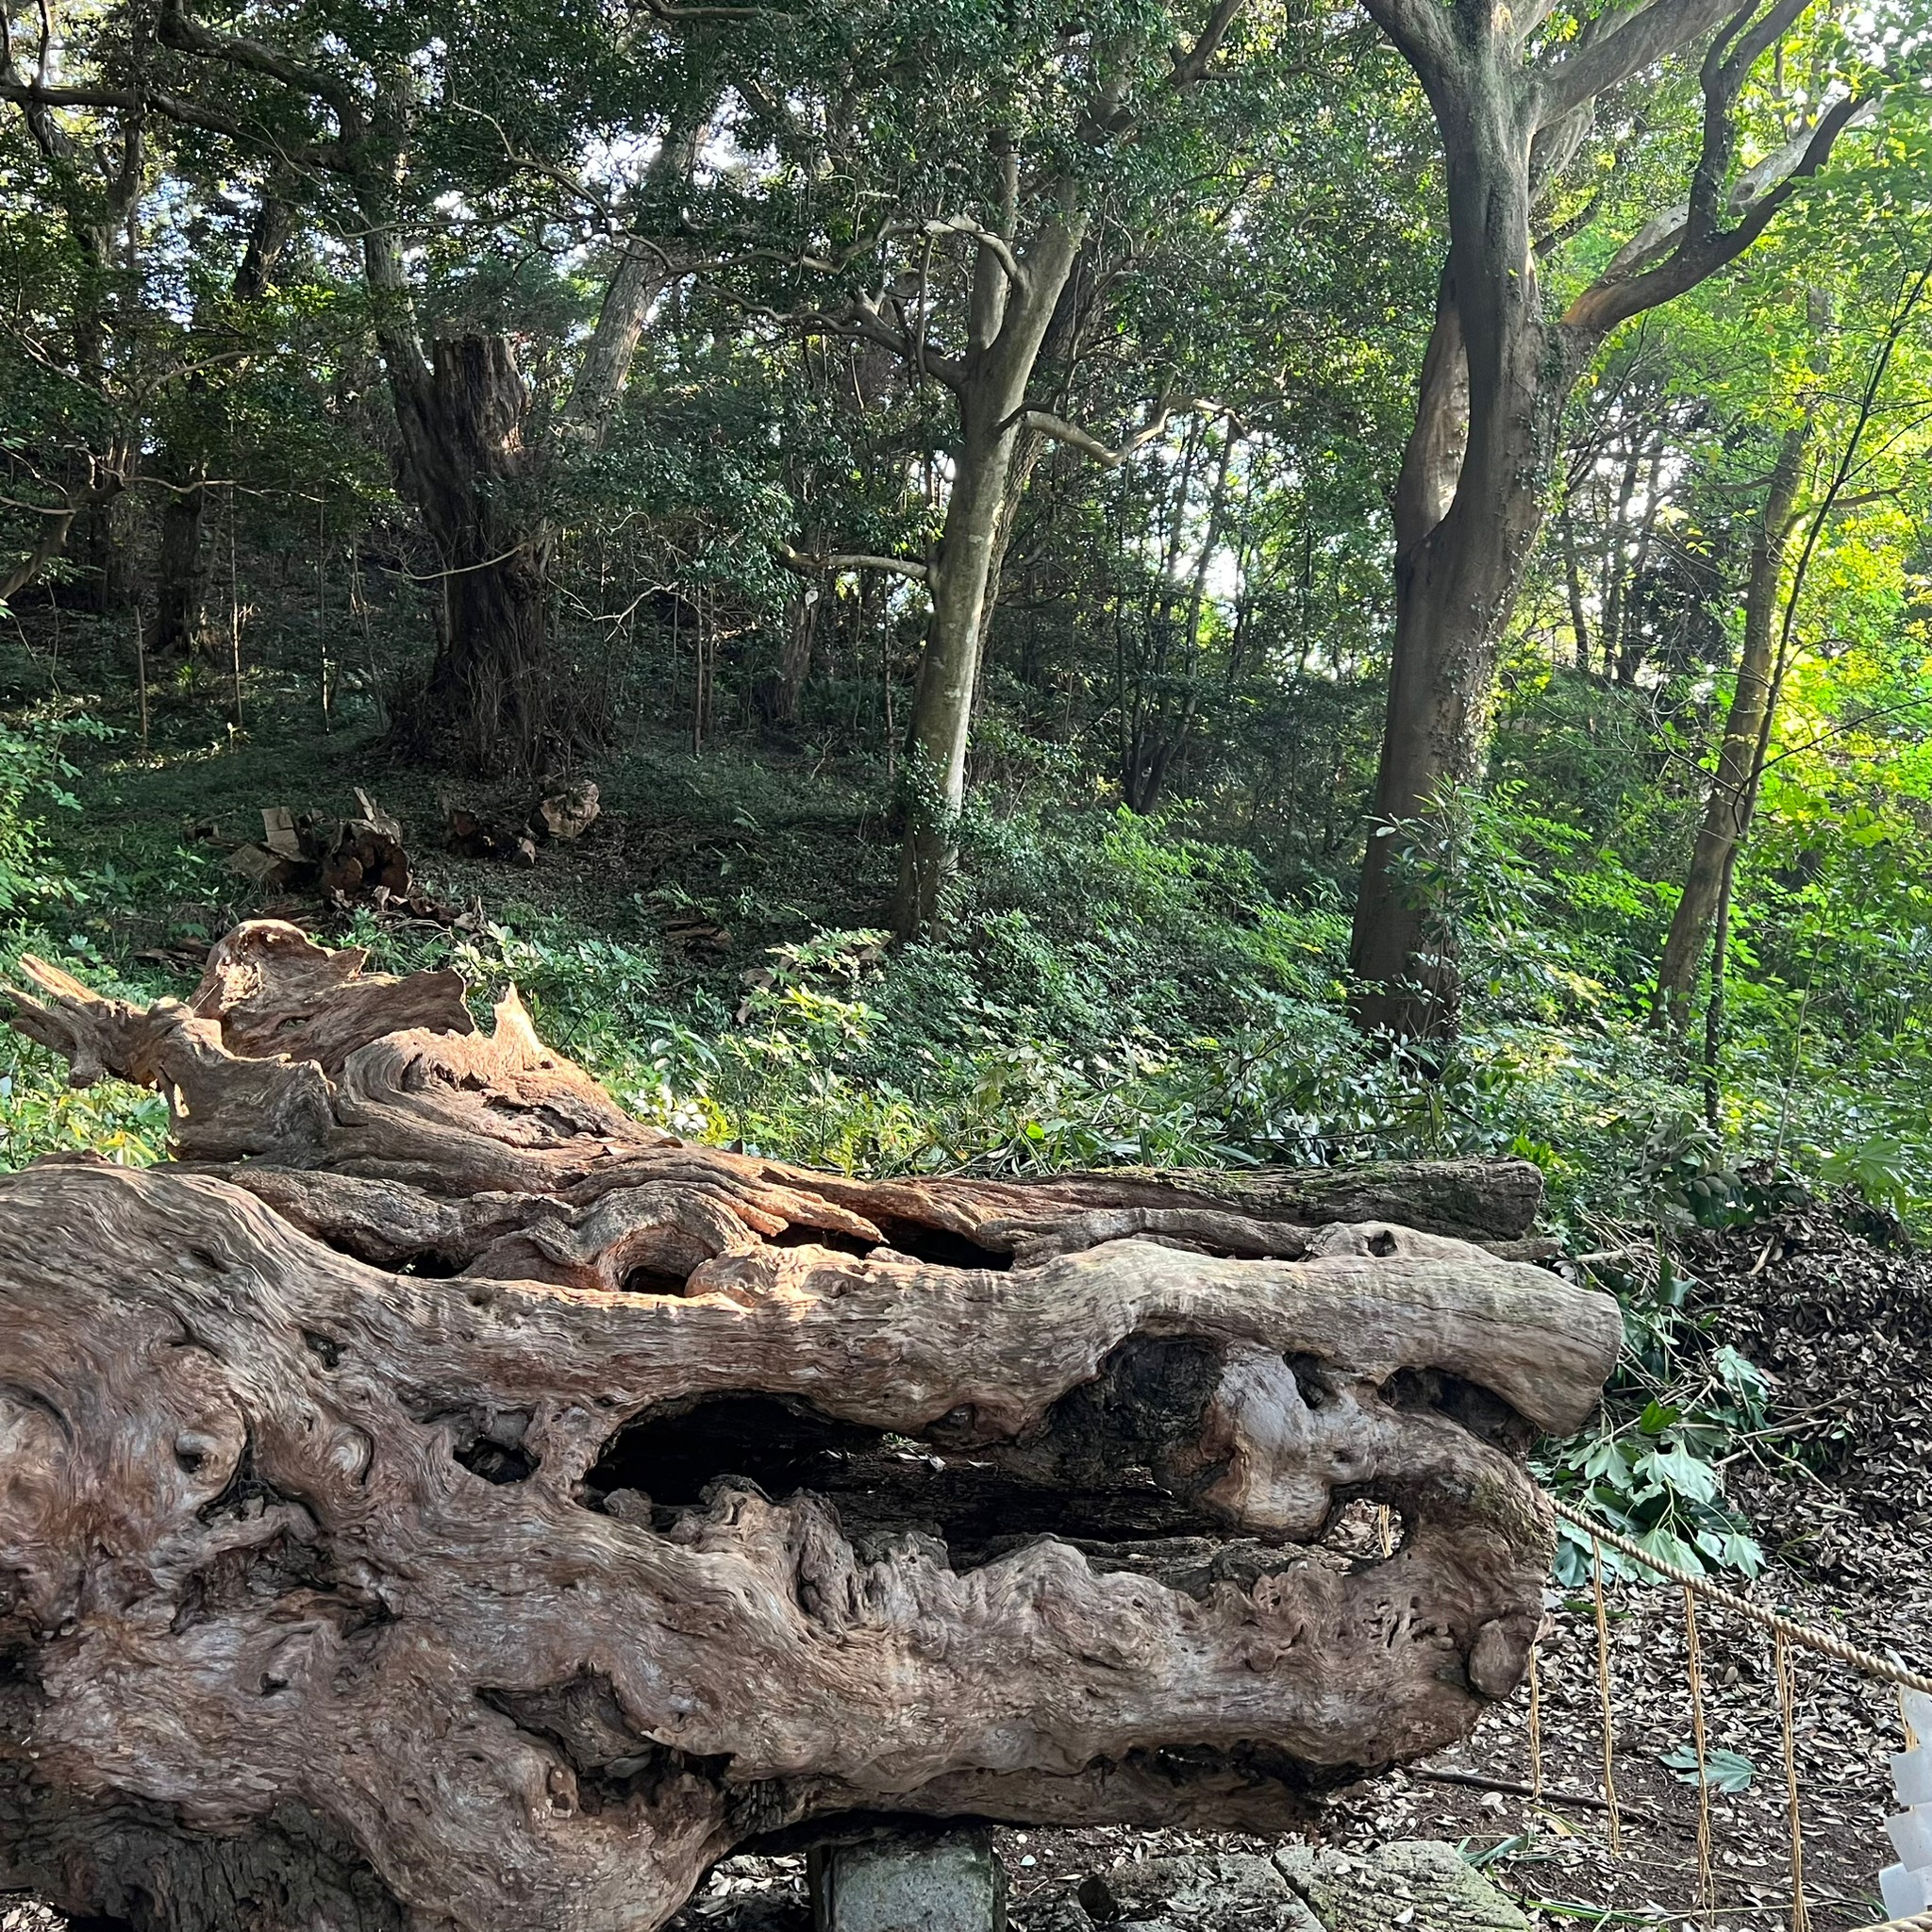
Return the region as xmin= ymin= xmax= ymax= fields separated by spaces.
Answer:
xmin=0 ymin=922 xmax=1619 ymax=1932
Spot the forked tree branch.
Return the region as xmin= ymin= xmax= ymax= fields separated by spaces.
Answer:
xmin=1018 ymin=396 xmax=1231 ymax=468
xmin=1534 ymin=0 xmax=1740 ymax=125
xmin=1565 ymin=90 xmax=1869 ymax=335
xmin=0 ymin=453 xmax=128 ymax=604
xmin=157 ymin=0 xmax=367 ymax=141
xmin=1170 ymin=0 xmax=1248 ymax=89
xmin=1357 ymin=0 xmax=1458 ymax=85
xmin=921 ymin=213 xmax=1024 ymax=289
xmin=1685 ymin=0 xmax=1809 ymax=242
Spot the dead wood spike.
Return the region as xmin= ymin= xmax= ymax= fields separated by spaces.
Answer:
xmin=0 ymin=921 xmax=1620 ymax=1932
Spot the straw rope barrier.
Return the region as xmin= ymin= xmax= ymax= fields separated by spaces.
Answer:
xmin=1549 ymin=1498 xmax=1932 ymax=1695
xmin=1541 ymin=1496 xmax=1932 ymax=1932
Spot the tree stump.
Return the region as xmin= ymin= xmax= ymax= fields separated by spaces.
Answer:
xmin=0 ymin=922 xmax=1620 ymax=1932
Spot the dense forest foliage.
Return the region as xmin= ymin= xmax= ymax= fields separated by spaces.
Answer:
xmin=2 ymin=0 xmax=1931 ymax=1572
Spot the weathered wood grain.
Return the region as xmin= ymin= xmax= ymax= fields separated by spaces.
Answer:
xmin=0 ymin=923 xmax=1619 ymax=1932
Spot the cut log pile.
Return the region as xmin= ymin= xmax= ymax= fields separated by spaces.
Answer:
xmin=0 ymin=922 xmax=1620 ymax=1932
xmin=444 ymin=776 xmax=600 ymax=866
xmin=225 ymin=789 xmax=469 ymax=928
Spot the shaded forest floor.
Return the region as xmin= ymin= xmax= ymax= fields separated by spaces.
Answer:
xmin=21 ymin=683 xmax=900 ymax=979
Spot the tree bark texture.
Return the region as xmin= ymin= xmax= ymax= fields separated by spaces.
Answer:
xmin=387 ymin=331 xmax=558 ymax=774
xmin=152 ymin=473 xmax=211 ymax=658
xmin=558 ymin=112 xmax=708 ymax=450
xmin=0 ymin=922 xmax=1618 ymax=1932
xmin=1349 ymin=172 xmax=1579 ymax=1037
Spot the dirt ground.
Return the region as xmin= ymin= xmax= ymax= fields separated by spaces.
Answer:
xmin=7 ymin=1202 xmax=1926 ymax=1932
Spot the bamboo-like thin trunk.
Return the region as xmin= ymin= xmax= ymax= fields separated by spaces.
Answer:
xmin=1653 ymin=422 xmax=1809 ymax=1034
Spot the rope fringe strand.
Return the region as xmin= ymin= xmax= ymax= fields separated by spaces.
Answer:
xmin=1684 ymin=1585 xmax=1715 ymax=1914
xmin=1591 ymin=1534 xmax=1623 ymax=1854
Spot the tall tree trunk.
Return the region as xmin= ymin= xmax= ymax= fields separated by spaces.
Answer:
xmin=1125 ymin=424 xmax=1233 ymax=815
xmin=1348 ymin=0 xmax=1865 ymax=1039
xmin=1598 ymin=430 xmax=1643 ymax=679
xmin=1348 ymin=97 xmax=1579 ymax=1038
xmin=150 ymin=192 xmax=291 ymax=659
xmin=1652 ymin=421 xmax=1808 ymax=1033
xmin=895 ymin=425 xmax=1017 ymax=932
xmin=773 ymin=587 xmax=816 ymax=726
xmin=357 ymin=108 xmax=697 ymax=770
xmin=399 ymin=335 xmax=558 ymax=774
xmin=1613 ymin=434 xmax=1668 ymax=685
xmin=1559 ymin=507 xmax=1591 ymax=672
xmin=67 ymin=491 xmax=135 ymax=612
xmin=363 ymin=194 xmax=556 ymax=772
xmin=975 ymin=423 xmax=1044 ymax=661
xmin=560 ymin=242 xmax=677 ymax=449
xmin=558 ymin=115 xmax=708 ymax=448
xmin=893 ymin=213 xmax=1085 ymax=936
xmin=151 ymin=472 xmax=209 ymax=657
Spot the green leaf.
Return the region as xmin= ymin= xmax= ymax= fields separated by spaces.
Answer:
xmin=1638 ymin=1443 xmax=1719 ymax=1505
xmin=1660 ymin=1744 xmax=1756 ymax=1793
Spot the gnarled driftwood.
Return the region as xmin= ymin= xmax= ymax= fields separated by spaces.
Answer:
xmin=0 ymin=922 xmax=1620 ymax=1932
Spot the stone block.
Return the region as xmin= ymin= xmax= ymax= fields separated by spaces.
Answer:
xmin=1274 ymin=1840 xmax=1530 ymax=1932
xmin=811 ymin=1830 xmax=1008 ymax=1932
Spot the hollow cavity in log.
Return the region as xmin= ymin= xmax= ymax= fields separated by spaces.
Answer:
xmin=0 ymin=922 xmax=1620 ymax=1932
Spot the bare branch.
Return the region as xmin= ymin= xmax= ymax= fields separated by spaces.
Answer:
xmin=1018 ymin=397 xmax=1232 ymax=468
xmin=1534 ymin=0 xmax=1740 ymax=126
xmin=802 ymin=292 xmax=966 ymax=391
xmin=0 ymin=64 xmax=340 ymax=175
xmin=923 ymin=214 xmax=1023 ymax=290
xmin=781 ymin=545 xmax=928 ymax=581
xmin=0 ymin=74 xmax=137 ymax=111
xmin=641 ymin=0 xmax=787 ymax=18
xmin=0 ymin=455 xmax=127 ymax=605
xmin=446 ymin=97 xmax=615 ymax=222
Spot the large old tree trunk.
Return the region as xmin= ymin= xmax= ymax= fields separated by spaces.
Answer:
xmin=151 ymin=469 xmax=211 ymax=657
xmin=0 ymin=922 xmax=1618 ymax=1932
xmin=386 ymin=332 xmax=558 ymax=774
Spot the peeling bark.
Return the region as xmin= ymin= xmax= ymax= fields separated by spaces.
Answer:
xmin=0 ymin=923 xmax=1618 ymax=1932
